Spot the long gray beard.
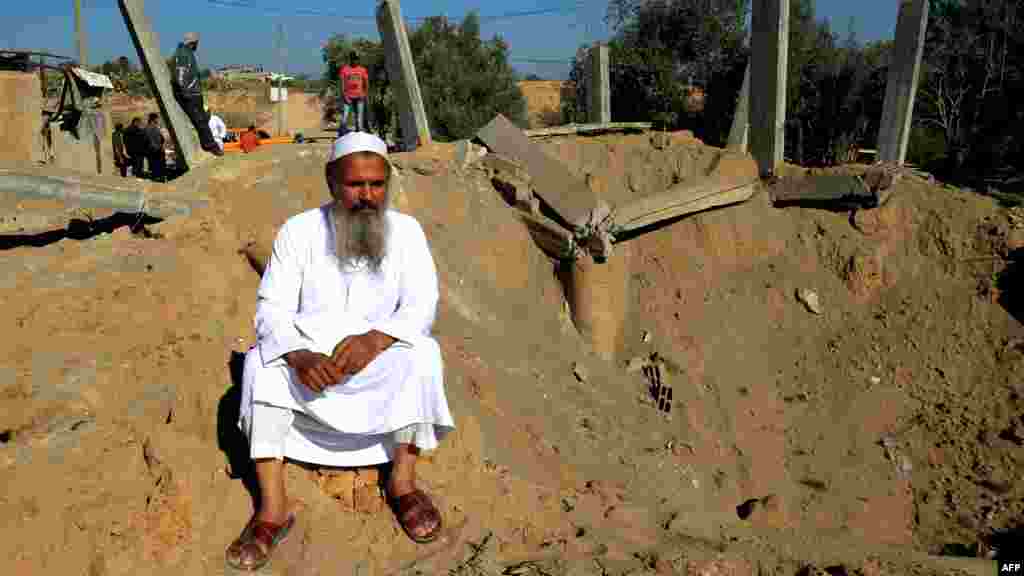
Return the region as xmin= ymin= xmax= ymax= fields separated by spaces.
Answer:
xmin=333 ymin=202 xmax=389 ymax=273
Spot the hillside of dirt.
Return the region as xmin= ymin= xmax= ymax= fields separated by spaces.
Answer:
xmin=1 ymin=132 xmax=1022 ymax=576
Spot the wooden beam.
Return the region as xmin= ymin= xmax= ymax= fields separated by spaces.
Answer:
xmin=612 ymin=180 xmax=759 ymax=235
xmin=524 ymin=122 xmax=652 ymax=138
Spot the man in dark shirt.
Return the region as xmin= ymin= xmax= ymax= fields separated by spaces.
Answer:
xmin=123 ymin=117 xmax=146 ymax=178
xmin=172 ymin=32 xmax=223 ymax=157
xmin=112 ymin=123 xmax=128 ymax=178
xmin=144 ymin=113 xmax=166 ymax=182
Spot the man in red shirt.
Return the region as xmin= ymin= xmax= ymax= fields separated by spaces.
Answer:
xmin=240 ymin=125 xmax=261 ymax=154
xmin=337 ymin=51 xmax=369 ymax=136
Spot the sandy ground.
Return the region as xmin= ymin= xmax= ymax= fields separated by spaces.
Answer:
xmin=1 ymin=133 xmax=1022 ymax=575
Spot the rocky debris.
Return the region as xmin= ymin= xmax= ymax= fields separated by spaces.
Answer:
xmin=879 ymin=435 xmax=913 ymax=480
xmin=796 ymin=288 xmax=823 ymax=315
xmin=455 ymin=140 xmax=487 ymax=167
xmin=735 ymin=494 xmax=786 ymax=527
xmin=796 ymin=565 xmax=860 ymax=576
xmin=685 ymin=557 xmax=755 ymax=576
xmin=310 ymin=467 xmax=384 ymax=514
xmin=843 ymin=251 xmax=885 ymax=298
xmin=572 ymin=361 xmax=589 ymax=384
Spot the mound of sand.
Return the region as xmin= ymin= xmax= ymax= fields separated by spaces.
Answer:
xmin=1 ymin=134 xmax=1021 ymax=575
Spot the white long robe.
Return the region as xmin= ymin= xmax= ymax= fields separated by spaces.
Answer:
xmin=240 ymin=204 xmax=455 ymax=466
xmin=208 ymin=114 xmax=226 ymax=148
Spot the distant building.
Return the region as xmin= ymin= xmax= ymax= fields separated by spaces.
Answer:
xmin=213 ymin=65 xmax=270 ymax=81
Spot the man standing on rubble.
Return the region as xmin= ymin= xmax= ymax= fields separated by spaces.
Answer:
xmin=337 ymin=51 xmax=369 ymax=136
xmin=172 ymin=32 xmax=224 ymax=157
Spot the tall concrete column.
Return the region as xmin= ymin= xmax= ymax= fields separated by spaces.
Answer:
xmin=118 ymin=0 xmax=199 ymax=170
xmin=586 ymin=43 xmax=610 ymax=124
xmin=749 ymin=0 xmax=788 ymax=178
xmin=376 ymin=0 xmax=431 ymax=151
xmin=878 ymin=0 xmax=929 ymax=165
xmin=727 ymin=61 xmax=751 ymax=153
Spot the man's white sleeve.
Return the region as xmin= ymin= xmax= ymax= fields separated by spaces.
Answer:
xmin=255 ymin=222 xmax=308 ymax=366
xmin=371 ymin=219 xmax=439 ymax=345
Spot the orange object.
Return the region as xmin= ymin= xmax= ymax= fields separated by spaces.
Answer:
xmin=222 ymin=136 xmax=294 ymax=153
xmin=240 ymin=130 xmax=260 ymax=153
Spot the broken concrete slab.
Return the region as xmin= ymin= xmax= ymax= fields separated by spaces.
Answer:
xmin=477 ymin=114 xmax=604 ymax=232
xmin=611 ymin=180 xmax=759 ymax=237
xmin=524 ymin=122 xmax=651 ymax=139
xmin=118 ymin=0 xmax=199 ymax=170
xmin=769 ymin=173 xmax=889 ymax=210
xmin=0 ymin=169 xmax=205 ymax=219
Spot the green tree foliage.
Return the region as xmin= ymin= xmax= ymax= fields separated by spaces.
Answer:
xmin=409 ymin=12 xmax=527 ymax=140
xmin=320 ymin=11 xmax=526 ymax=142
xmin=566 ymin=1 xmax=749 ymax=141
xmin=574 ymin=0 xmax=888 ymax=166
xmin=783 ymin=3 xmax=888 ymax=165
xmin=917 ymin=0 xmax=1022 ymax=185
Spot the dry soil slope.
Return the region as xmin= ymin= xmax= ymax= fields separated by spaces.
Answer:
xmin=1 ymin=137 xmax=1021 ymax=576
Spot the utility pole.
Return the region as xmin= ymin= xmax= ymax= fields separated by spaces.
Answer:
xmin=272 ymin=22 xmax=288 ymax=136
xmin=74 ymin=0 xmax=87 ymax=66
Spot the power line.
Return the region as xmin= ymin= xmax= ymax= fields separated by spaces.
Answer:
xmin=508 ymin=57 xmax=572 ymax=63
xmin=204 ymin=0 xmax=584 ymax=23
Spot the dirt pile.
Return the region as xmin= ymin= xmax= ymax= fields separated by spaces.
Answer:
xmin=1 ymin=134 xmax=1021 ymax=575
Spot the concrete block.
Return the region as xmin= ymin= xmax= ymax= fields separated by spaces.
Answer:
xmin=118 ymin=0 xmax=199 ymax=170
xmin=750 ymin=0 xmax=789 ymax=178
xmin=586 ymin=44 xmax=610 ymax=124
xmin=376 ymin=0 xmax=431 ymax=151
xmin=878 ymin=0 xmax=929 ymax=165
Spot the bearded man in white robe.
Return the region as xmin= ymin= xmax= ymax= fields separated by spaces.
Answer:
xmin=226 ymin=132 xmax=455 ymax=571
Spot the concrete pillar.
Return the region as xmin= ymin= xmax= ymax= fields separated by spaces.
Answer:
xmin=376 ymin=0 xmax=431 ymax=151
xmin=749 ymin=0 xmax=788 ymax=178
xmin=586 ymin=43 xmax=610 ymax=124
xmin=727 ymin=61 xmax=751 ymax=153
xmin=118 ymin=0 xmax=199 ymax=171
xmin=269 ymin=84 xmax=288 ymax=137
xmin=878 ymin=0 xmax=929 ymax=165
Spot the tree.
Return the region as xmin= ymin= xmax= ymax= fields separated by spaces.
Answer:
xmin=320 ymin=11 xmax=527 ymax=141
xmin=917 ymin=0 xmax=1019 ymax=182
xmin=409 ymin=12 xmax=527 ymax=140
xmin=568 ymin=1 xmax=749 ymax=140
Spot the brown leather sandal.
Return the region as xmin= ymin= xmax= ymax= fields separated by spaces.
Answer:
xmin=225 ymin=513 xmax=295 ymax=571
xmin=388 ymin=489 xmax=442 ymax=544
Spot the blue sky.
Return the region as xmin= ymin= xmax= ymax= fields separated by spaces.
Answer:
xmin=3 ymin=1 xmax=903 ymax=80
